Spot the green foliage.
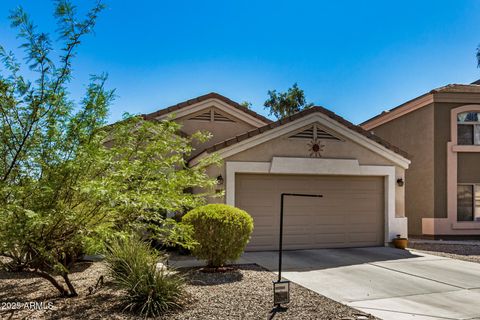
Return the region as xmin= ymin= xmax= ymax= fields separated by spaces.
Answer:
xmin=0 ymin=0 xmax=219 ymax=297
xmin=264 ymin=83 xmax=313 ymax=119
xmin=182 ymin=204 xmax=254 ymax=267
xmin=0 ymin=0 xmax=110 ymax=296
xmin=105 ymin=236 xmax=185 ymax=317
xmin=141 ymin=217 xmax=198 ymax=251
xmin=240 ymin=101 xmax=252 ymax=109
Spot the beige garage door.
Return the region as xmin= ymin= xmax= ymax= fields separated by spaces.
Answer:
xmin=235 ymin=174 xmax=384 ymax=251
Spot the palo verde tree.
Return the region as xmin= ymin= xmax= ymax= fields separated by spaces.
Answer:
xmin=0 ymin=0 xmax=218 ymax=297
xmin=264 ymin=83 xmax=313 ymax=119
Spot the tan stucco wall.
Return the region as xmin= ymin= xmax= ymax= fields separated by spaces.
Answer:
xmin=177 ymin=108 xmax=258 ymax=157
xmin=370 ymin=104 xmax=434 ymax=235
xmin=432 ymin=100 xmax=480 ymax=219
xmin=199 ymin=125 xmax=406 ymax=219
xmin=227 ymin=126 xmax=393 ymax=166
xmin=458 ymin=153 xmax=480 ymax=183
xmin=433 ymin=102 xmax=454 ymax=220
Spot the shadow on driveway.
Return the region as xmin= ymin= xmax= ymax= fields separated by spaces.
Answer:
xmin=242 ymin=246 xmax=423 ymax=272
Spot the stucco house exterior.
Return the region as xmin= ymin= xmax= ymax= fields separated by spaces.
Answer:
xmin=361 ymin=83 xmax=480 ymax=238
xmin=142 ymin=93 xmax=410 ymax=250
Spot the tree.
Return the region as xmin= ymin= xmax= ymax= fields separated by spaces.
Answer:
xmin=239 ymin=101 xmax=252 ymax=109
xmin=0 ymin=0 xmax=218 ymax=297
xmin=264 ymin=83 xmax=313 ymax=119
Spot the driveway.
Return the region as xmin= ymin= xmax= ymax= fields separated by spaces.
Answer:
xmin=242 ymin=247 xmax=480 ymax=320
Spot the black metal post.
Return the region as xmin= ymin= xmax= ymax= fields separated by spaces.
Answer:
xmin=278 ymin=194 xmax=284 ymax=282
xmin=278 ymin=193 xmax=323 ymax=282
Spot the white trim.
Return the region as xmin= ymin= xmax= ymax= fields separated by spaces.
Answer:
xmin=424 ymin=104 xmax=480 ymax=235
xmin=191 ymin=112 xmax=410 ymax=169
xmin=362 ymin=91 xmax=480 ymax=131
xmin=226 ymin=158 xmax=407 ymax=246
xmin=154 ymin=98 xmax=267 ymax=127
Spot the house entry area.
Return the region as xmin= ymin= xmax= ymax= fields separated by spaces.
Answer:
xmin=235 ymin=174 xmax=384 ymax=251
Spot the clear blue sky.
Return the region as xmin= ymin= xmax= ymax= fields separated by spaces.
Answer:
xmin=1 ymin=0 xmax=480 ymax=124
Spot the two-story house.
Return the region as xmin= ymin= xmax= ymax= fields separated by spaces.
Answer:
xmin=361 ymin=83 xmax=480 ymax=238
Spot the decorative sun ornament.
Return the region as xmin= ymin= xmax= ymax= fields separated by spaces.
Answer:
xmin=308 ymin=138 xmax=325 ymax=158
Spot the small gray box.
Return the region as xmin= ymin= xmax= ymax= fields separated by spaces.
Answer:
xmin=273 ymin=280 xmax=290 ymax=305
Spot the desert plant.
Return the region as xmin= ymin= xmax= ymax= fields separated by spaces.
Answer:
xmin=0 ymin=0 xmax=219 ymax=297
xmin=136 ymin=216 xmax=198 ymax=251
xmin=105 ymin=236 xmax=185 ymax=317
xmin=182 ymin=204 xmax=254 ymax=267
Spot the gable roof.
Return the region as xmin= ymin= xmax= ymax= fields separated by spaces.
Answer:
xmin=189 ymin=106 xmax=409 ymax=164
xmin=141 ymin=92 xmax=272 ymax=124
xmin=361 ymin=83 xmax=480 ymax=130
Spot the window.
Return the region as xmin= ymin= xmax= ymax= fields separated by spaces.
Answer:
xmin=457 ymin=112 xmax=480 ymax=145
xmin=457 ymin=184 xmax=480 ymax=221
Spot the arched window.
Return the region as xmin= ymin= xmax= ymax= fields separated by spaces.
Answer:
xmin=457 ymin=111 xmax=480 ymax=145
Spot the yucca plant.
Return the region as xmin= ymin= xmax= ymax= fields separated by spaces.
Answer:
xmin=105 ymin=237 xmax=185 ymax=318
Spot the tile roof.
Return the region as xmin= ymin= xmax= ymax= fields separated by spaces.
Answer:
xmin=361 ymin=83 xmax=480 ymax=126
xmin=200 ymin=106 xmax=410 ymax=159
xmin=141 ymin=92 xmax=272 ymax=124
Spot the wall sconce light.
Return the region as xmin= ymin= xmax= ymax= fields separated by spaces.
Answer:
xmin=216 ymin=175 xmax=224 ymax=186
xmin=397 ymin=178 xmax=404 ymax=187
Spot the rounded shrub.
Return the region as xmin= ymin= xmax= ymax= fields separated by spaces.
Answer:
xmin=182 ymin=204 xmax=254 ymax=267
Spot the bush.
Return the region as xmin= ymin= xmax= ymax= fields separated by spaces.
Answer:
xmin=182 ymin=204 xmax=254 ymax=267
xmin=105 ymin=237 xmax=184 ymax=317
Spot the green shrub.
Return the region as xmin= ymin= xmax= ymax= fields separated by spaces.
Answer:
xmin=182 ymin=204 xmax=254 ymax=267
xmin=105 ymin=236 xmax=184 ymax=317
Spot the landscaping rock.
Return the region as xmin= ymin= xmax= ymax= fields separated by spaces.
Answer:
xmin=409 ymin=241 xmax=480 ymax=264
xmin=0 ymin=262 xmax=377 ymax=319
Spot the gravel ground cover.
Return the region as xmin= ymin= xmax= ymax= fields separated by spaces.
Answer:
xmin=409 ymin=241 xmax=480 ymax=264
xmin=0 ymin=261 xmax=375 ymax=320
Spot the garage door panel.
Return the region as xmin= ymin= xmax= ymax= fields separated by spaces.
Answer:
xmin=284 ymin=215 xmax=316 ymax=225
xmin=313 ymin=216 xmax=346 ymax=225
xmin=235 ymin=174 xmax=384 ymax=251
xmin=349 ymin=232 xmax=380 ymax=242
xmin=242 ymin=206 xmax=274 ymax=216
xmin=314 ymin=233 xmax=348 ymax=244
xmin=284 ymin=234 xmax=314 ymax=244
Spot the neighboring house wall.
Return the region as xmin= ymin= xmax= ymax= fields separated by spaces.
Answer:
xmin=433 ymin=101 xmax=469 ymax=220
xmin=362 ymin=90 xmax=480 ymax=237
xmin=369 ymin=104 xmax=434 ymax=235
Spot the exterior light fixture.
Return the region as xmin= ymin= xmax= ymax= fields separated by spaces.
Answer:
xmin=397 ymin=178 xmax=404 ymax=187
xmin=216 ymin=175 xmax=224 ymax=186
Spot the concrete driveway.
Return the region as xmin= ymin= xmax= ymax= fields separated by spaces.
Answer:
xmin=242 ymin=247 xmax=480 ymax=320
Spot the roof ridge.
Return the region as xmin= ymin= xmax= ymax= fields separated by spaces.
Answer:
xmin=197 ymin=106 xmax=409 ymax=160
xmin=142 ymin=92 xmax=272 ymax=124
xmin=361 ymin=82 xmax=480 ymax=127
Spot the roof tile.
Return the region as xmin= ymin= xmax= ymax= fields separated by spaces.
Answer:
xmin=200 ymin=106 xmax=409 ymax=159
xmin=142 ymin=92 xmax=272 ymax=124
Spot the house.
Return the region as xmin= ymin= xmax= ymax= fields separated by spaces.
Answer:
xmin=142 ymin=93 xmax=410 ymax=250
xmin=361 ymin=83 xmax=480 ymax=238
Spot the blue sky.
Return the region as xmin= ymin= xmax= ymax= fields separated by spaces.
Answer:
xmin=1 ymin=0 xmax=480 ymax=124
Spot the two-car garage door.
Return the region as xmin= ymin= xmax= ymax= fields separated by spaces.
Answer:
xmin=235 ymin=174 xmax=385 ymax=251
